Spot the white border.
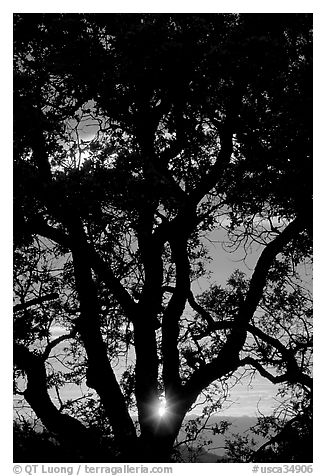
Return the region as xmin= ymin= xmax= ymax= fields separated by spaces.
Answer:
xmin=2 ymin=3 xmax=325 ymax=473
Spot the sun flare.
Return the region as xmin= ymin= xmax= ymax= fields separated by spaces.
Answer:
xmin=158 ymin=406 xmax=166 ymax=418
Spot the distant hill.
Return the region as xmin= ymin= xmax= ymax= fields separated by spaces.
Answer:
xmin=175 ymin=415 xmax=266 ymax=461
xmin=16 ymin=414 xmax=265 ymax=462
xmin=175 ymin=444 xmax=228 ymax=463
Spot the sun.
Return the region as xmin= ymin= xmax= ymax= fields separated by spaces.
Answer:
xmin=157 ymin=397 xmax=167 ymax=418
xmin=158 ymin=406 xmax=166 ymax=418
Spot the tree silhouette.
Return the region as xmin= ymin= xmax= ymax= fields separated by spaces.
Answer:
xmin=14 ymin=13 xmax=312 ymax=462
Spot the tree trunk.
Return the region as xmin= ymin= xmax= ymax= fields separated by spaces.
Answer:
xmin=134 ymin=402 xmax=187 ymax=462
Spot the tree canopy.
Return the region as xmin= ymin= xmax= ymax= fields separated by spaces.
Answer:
xmin=13 ymin=13 xmax=312 ymax=463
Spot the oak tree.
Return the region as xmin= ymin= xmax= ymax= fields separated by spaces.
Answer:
xmin=13 ymin=13 xmax=312 ymax=462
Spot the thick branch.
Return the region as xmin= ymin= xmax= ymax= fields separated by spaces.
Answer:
xmin=239 ymin=357 xmax=291 ymax=385
xmin=43 ymin=329 xmax=77 ymax=361
xmin=246 ymin=325 xmax=312 ymax=389
xmin=14 ymin=292 xmax=59 ymax=313
xmin=30 ymin=106 xmax=53 ymax=184
xmin=30 ymin=215 xmax=139 ymax=455
xmin=69 ymin=220 xmax=137 ymax=450
xmin=240 ymin=354 xmax=312 ymax=389
xmin=187 ymin=296 xmax=313 ymax=390
xmin=187 ymin=289 xmax=217 ymax=328
xmin=33 ymin=219 xmax=72 ymax=248
xmin=87 ymin=246 xmax=138 ymax=320
xmin=137 ymin=211 xmax=164 ymax=323
xmin=189 ymin=121 xmax=234 ymax=204
xmin=247 ymin=414 xmax=311 ymax=462
xmin=14 ymin=343 xmax=96 ymax=455
xmin=182 ymin=216 xmax=306 ymax=404
xmin=162 ymin=236 xmax=190 ymax=395
xmin=215 ymin=216 xmax=306 ymax=360
xmin=133 ymin=232 xmax=162 ymax=436
xmin=34 ymin=218 xmax=137 ymax=320
xmin=188 ymin=293 xmax=309 ymax=370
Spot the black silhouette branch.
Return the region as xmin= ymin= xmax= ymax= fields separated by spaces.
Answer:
xmin=186 ymin=293 xmax=312 ymax=389
xmin=33 ymin=219 xmax=72 ymax=249
xmin=87 ymin=245 xmax=138 ymax=320
xmin=162 ymin=236 xmax=191 ymax=394
xmin=132 ymin=213 xmax=163 ymax=434
xmin=14 ymin=292 xmax=59 ymax=313
xmin=70 ymin=221 xmax=137 ymax=449
xmin=13 ymin=342 xmax=95 ymax=454
xmin=245 ymin=326 xmax=313 ymax=390
xmin=189 ymin=121 xmax=234 ymax=204
xmin=43 ymin=329 xmax=77 ymax=361
xmin=187 ymin=289 xmax=218 ymax=328
xmin=239 ymin=357 xmax=292 ymax=385
xmin=247 ymin=415 xmax=306 ymax=462
xmin=30 ymin=106 xmax=53 ymax=185
xmin=34 ymin=217 xmax=137 ymax=320
xmin=181 ymin=216 xmax=306 ymax=406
